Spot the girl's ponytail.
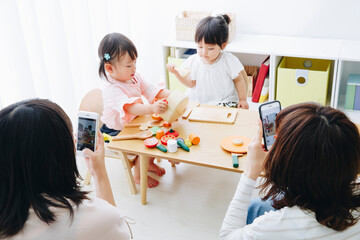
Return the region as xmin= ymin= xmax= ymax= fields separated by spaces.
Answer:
xmin=98 ymin=59 xmax=107 ymax=81
xmin=221 ymin=14 xmax=231 ymax=25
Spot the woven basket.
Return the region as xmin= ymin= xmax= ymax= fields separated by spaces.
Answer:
xmin=175 ymin=11 xmax=236 ymax=42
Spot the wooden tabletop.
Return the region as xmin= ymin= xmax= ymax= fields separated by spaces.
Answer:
xmin=107 ymin=107 xmax=260 ymax=173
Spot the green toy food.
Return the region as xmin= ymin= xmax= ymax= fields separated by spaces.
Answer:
xmin=177 ymin=139 xmax=189 ymax=152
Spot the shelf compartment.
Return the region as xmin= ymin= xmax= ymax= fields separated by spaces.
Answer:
xmin=276 ymin=57 xmax=332 ymax=108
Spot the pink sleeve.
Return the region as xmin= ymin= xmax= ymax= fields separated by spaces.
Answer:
xmin=101 ymin=85 xmax=142 ymax=130
xmin=137 ymin=73 xmax=164 ymax=103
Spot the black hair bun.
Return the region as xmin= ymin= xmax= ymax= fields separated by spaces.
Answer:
xmin=221 ymin=14 xmax=231 ymax=25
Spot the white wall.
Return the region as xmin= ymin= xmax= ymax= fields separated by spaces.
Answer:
xmin=126 ymin=0 xmax=360 ymax=85
xmin=1 ymin=0 xmax=359 ymax=119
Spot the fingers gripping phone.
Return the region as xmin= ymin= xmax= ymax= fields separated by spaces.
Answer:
xmin=77 ymin=111 xmax=99 ymax=155
xmin=259 ymin=101 xmax=281 ymax=151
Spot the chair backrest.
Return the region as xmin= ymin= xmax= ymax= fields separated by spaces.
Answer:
xmin=79 ymin=88 xmax=103 ymax=126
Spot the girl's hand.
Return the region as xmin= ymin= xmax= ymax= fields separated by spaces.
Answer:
xmin=166 ymin=63 xmax=178 ymax=74
xmin=244 ymin=120 xmax=268 ymax=180
xmin=151 ymin=100 xmax=168 ymax=114
xmin=82 ymin=130 xmax=106 ymax=177
xmin=237 ymin=100 xmax=249 ymax=109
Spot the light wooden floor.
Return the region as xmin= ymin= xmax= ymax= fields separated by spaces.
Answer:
xmin=77 ymin=156 xmax=260 ymax=240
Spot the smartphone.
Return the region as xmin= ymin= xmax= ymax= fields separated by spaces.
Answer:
xmin=76 ymin=111 xmax=99 ymax=155
xmin=259 ymin=101 xmax=281 ymax=151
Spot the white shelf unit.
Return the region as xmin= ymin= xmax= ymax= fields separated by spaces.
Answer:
xmin=161 ymin=34 xmax=360 ymax=122
xmin=334 ymin=41 xmax=360 ymax=123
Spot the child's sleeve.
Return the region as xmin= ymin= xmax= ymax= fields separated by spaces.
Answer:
xmin=225 ymin=53 xmax=245 ymax=79
xmin=181 ymin=54 xmax=198 ymax=80
xmin=137 ymin=73 xmax=164 ymax=103
xmin=101 ymin=86 xmax=142 ymax=130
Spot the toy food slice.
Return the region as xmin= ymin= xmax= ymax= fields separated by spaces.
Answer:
xmin=144 ymin=137 xmax=159 ymax=148
xmin=152 ymin=114 xmax=162 ymax=121
xmin=161 ymin=135 xmax=176 ymax=145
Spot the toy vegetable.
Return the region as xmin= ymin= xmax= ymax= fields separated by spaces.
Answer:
xmin=165 ymin=129 xmax=179 ymax=137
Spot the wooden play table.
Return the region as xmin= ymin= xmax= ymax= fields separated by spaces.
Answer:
xmin=107 ymin=106 xmax=259 ymax=204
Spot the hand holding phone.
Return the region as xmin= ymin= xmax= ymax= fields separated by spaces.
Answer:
xmin=83 ymin=130 xmax=106 ymax=174
xmin=77 ymin=111 xmax=99 ymax=155
xmin=245 ymin=120 xmax=269 ymax=180
xmin=259 ymin=101 xmax=281 ymax=151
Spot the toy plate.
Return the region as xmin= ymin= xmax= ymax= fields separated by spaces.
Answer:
xmin=220 ymin=136 xmax=251 ymax=154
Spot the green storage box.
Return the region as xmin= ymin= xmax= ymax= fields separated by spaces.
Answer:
xmin=167 ymin=57 xmax=187 ymax=92
xmin=276 ymin=57 xmax=331 ymax=107
xmin=344 ymin=74 xmax=360 ymax=110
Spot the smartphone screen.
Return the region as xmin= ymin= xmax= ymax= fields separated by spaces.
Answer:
xmin=259 ymin=101 xmax=281 ymax=151
xmin=77 ymin=116 xmax=97 ymax=152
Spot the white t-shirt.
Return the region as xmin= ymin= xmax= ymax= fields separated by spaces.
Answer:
xmin=10 ymin=198 xmax=131 ymax=240
xmin=219 ymin=175 xmax=360 ymax=240
xmin=182 ymin=51 xmax=244 ymax=105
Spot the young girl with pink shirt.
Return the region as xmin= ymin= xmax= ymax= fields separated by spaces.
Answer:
xmin=98 ymin=33 xmax=171 ymax=188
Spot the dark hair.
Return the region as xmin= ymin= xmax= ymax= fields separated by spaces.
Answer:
xmin=0 ymin=99 xmax=89 ymax=238
xmin=98 ymin=32 xmax=138 ymax=81
xmin=195 ymin=14 xmax=231 ymax=47
xmin=260 ymin=102 xmax=360 ymax=231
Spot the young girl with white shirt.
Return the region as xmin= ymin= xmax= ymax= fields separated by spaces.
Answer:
xmin=220 ymin=103 xmax=360 ymax=239
xmin=98 ymin=33 xmax=172 ymax=188
xmin=167 ymin=14 xmax=249 ymax=109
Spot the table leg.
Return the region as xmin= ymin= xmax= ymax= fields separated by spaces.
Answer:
xmin=119 ymin=152 xmax=137 ymax=195
xmin=140 ymin=154 xmax=149 ymax=205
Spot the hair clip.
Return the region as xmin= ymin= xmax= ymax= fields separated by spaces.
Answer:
xmin=104 ymin=53 xmax=111 ymax=61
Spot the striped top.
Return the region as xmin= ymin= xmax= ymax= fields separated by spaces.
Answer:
xmin=219 ymin=175 xmax=360 ymax=240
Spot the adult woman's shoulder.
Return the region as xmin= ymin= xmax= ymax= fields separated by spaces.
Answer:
xmin=82 ymin=198 xmax=123 ymax=219
xmin=78 ymin=198 xmax=131 ymax=239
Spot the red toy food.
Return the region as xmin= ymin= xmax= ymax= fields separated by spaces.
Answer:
xmin=144 ymin=137 xmax=159 ymax=148
xmin=160 ymin=135 xmax=176 ymax=145
xmin=165 ymin=129 xmax=179 ymax=137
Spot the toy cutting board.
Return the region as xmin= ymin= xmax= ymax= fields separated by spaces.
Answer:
xmin=188 ymin=106 xmax=238 ymax=124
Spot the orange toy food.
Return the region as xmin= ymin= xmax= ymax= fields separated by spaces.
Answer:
xmin=156 ymin=129 xmax=164 ymax=139
xmin=152 ymin=113 xmax=162 ymax=121
xmin=163 ymin=121 xmax=171 ymax=127
xmin=189 ymin=133 xmax=200 ymax=145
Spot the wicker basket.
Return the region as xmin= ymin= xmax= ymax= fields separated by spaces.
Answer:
xmin=175 ymin=11 xmax=236 ymax=42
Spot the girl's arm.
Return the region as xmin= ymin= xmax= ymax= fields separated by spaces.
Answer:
xmin=233 ymin=70 xmax=249 ymax=109
xmin=166 ymin=63 xmax=196 ymax=88
xmin=155 ymin=88 xmax=171 ymax=99
xmin=83 ymin=130 xmax=116 ymax=206
xmin=124 ymin=101 xmax=167 ymax=116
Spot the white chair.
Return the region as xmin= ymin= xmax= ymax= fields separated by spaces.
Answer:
xmin=79 ymin=88 xmax=137 ymax=194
